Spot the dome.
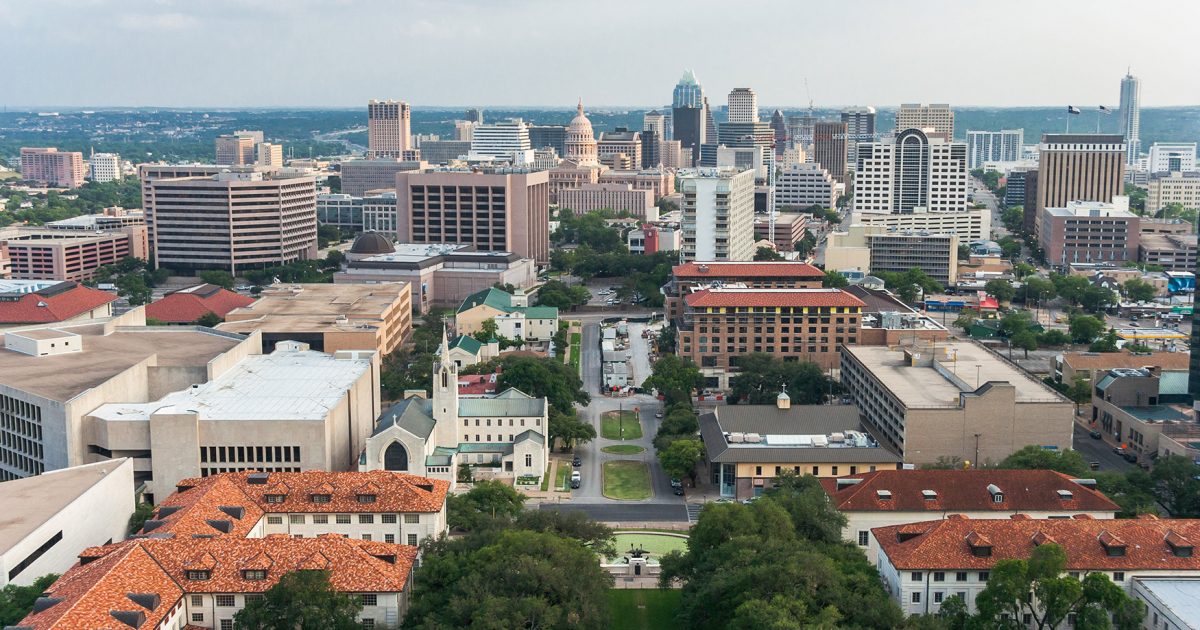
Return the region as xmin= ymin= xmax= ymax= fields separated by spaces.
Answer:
xmin=564 ymin=99 xmax=598 ymax=167
xmin=567 ymin=100 xmax=594 ymax=136
xmin=349 ymin=231 xmax=394 ymax=255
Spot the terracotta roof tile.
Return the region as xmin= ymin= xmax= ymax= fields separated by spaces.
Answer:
xmin=0 ymin=282 xmax=116 ymax=324
xmin=673 ymin=261 xmax=825 ymax=279
xmin=684 ymin=288 xmax=865 ymax=308
xmin=144 ymin=285 xmax=256 ymax=324
xmin=819 ymin=470 xmax=1120 ymax=513
xmin=874 ymin=517 xmax=1200 ymax=571
xmin=1061 ymin=351 xmax=1190 ymax=371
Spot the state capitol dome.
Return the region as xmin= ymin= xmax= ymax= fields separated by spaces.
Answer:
xmin=564 ymin=99 xmax=598 ymax=167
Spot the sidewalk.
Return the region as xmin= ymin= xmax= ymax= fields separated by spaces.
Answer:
xmin=522 ymin=456 xmax=573 ymax=504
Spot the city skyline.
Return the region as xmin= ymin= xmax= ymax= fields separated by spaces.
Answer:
xmin=4 ymin=0 xmax=1197 ymax=108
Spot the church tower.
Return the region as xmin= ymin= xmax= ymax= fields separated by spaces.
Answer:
xmin=430 ymin=326 xmax=460 ymax=448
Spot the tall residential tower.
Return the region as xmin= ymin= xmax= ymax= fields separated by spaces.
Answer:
xmin=367 ymin=99 xmax=413 ymax=158
xmin=1119 ymin=70 xmax=1141 ymax=165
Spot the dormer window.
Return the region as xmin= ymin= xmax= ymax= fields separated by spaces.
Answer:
xmin=966 ymin=531 xmax=993 ymax=558
xmin=1057 ymin=490 xmax=1074 ymax=501
xmin=1099 ymin=531 xmax=1127 ymax=557
xmin=264 ymin=494 xmax=286 ymax=504
xmin=922 ymin=490 xmax=938 ymax=501
xmin=186 ymin=570 xmax=211 ymax=581
xmin=242 ymin=569 xmax=268 ymax=581
xmin=987 ymin=484 xmax=1004 ymax=503
xmin=311 ymin=494 xmax=332 ymax=504
xmin=876 ymin=490 xmax=892 ymax=501
xmin=1167 ymin=531 xmax=1194 ymax=557
xmin=357 ymin=494 xmax=377 ymax=504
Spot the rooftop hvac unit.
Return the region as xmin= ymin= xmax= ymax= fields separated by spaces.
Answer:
xmin=728 ymin=432 xmax=745 ymax=443
xmin=743 ymin=433 xmax=762 ymax=443
xmin=811 ymin=435 xmax=828 ymax=447
xmin=829 ymin=432 xmax=846 ymax=443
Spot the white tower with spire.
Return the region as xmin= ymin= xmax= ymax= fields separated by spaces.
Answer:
xmin=430 ymin=326 xmax=460 ymax=448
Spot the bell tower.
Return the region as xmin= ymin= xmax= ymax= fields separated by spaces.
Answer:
xmin=431 ymin=326 xmax=460 ymax=447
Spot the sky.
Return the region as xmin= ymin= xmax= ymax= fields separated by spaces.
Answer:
xmin=5 ymin=0 xmax=1200 ymax=108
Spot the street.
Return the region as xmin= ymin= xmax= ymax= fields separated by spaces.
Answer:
xmin=1071 ymin=422 xmax=1135 ymax=473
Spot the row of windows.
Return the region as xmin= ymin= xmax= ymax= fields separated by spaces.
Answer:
xmin=200 ymin=445 xmax=301 ymax=464
xmin=267 ymin=513 xmax=420 ymax=525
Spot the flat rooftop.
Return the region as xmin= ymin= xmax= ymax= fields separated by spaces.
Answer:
xmin=0 ymin=459 xmax=129 ymax=553
xmin=1132 ymin=579 xmax=1200 ymax=626
xmin=0 ymin=324 xmax=243 ymax=402
xmin=843 ymin=343 xmax=1065 ymax=408
xmin=219 ymin=283 xmax=406 ymax=334
xmin=89 ymin=348 xmax=372 ymax=422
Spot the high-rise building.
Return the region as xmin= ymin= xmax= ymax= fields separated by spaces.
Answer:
xmin=469 ymin=119 xmax=533 ymax=163
xmin=339 ymin=158 xmax=424 ymax=196
xmin=396 ymin=170 xmax=550 ymax=264
xmin=1147 ymin=142 xmax=1197 ymax=173
xmin=465 ymin=108 xmax=484 ymax=124
xmin=965 ymin=129 xmax=1023 ymax=169
xmin=775 ymin=163 xmax=840 ymax=209
xmin=703 ymin=96 xmax=717 ymax=145
xmin=659 ymin=140 xmax=684 ymax=169
xmin=528 ymin=125 xmax=567 ymax=156
xmin=255 ymin=142 xmax=284 ymax=168
xmin=563 ymin=101 xmax=599 ymax=167
xmin=673 ymin=69 xmax=703 ymax=108
xmin=1119 ymin=71 xmax=1141 ymax=165
xmin=367 ymin=99 xmax=412 ymax=158
xmin=88 ymin=152 xmax=121 ymax=182
xmin=714 ymin=121 xmax=776 ymax=182
xmin=679 ymin=168 xmax=756 ymax=262
xmin=852 ymin=128 xmax=969 ymax=214
xmin=1033 ymin=134 xmax=1126 ymax=240
xmin=727 ymin=88 xmax=758 ymax=123
xmin=598 ymin=129 xmax=642 ymax=170
xmin=770 ymin=109 xmax=789 ymax=152
xmin=813 ymin=121 xmax=849 ymax=182
xmin=215 ymin=132 xmax=258 ymax=166
xmin=143 ymin=170 xmax=318 ymax=273
xmin=20 ymin=147 xmax=86 ymax=188
xmin=787 ymin=114 xmax=816 ymax=151
xmin=673 ymin=106 xmax=705 ymax=166
xmin=841 ymin=106 xmax=877 ymax=155
xmin=641 ymin=128 xmax=660 ymax=168
xmin=895 ymin=104 xmax=954 ymax=139
xmin=643 ymin=110 xmax=666 ymax=139
xmin=1039 ymin=198 xmax=1140 ymax=266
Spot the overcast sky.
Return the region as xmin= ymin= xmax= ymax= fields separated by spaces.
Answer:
xmin=5 ymin=0 xmax=1198 ymax=108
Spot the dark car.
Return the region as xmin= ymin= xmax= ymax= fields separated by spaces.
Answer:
xmin=670 ymin=477 xmax=682 ymax=488
xmin=673 ymin=486 xmax=684 ymax=496
xmin=572 ymin=456 xmax=581 ymax=467
xmin=1089 ymin=430 xmax=1103 ymax=439
xmin=1089 ymin=461 xmax=1101 ymax=471
xmin=1123 ymin=452 xmax=1139 ymax=464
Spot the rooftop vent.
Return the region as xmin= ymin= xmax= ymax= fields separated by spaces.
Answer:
xmin=922 ymin=490 xmax=938 ymax=501
xmin=126 ymin=593 xmax=160 ymax=611
xmin=218 ymin=506 xmax=245 ymax=520
xmin=109 ymin=610 xmax=146 ymax=629
xmin=205 ymin=519 xmax=233 ymax=534
xmin=876 ymin=490 xmax=892 ymax=500
xmin=31 ymin=597 xmax=62 ymax=613
xmin=1057 ymin=489 xmax=1074 ymax=500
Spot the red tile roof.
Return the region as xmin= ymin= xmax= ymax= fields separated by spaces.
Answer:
xmin=20 ymin=536 xmax=417 ymax=629
xmin=874 ymin=515 xmax=1200 ymax=571
xmin=673 ymin=261 xmax=825 ymax=279
xmin=0 ymin=282 xmax=116 ymax=324
xmin=145 ymin=470 xmax=449 ymax=536
xmin=144 ymin=284 xmax=256 ymax=324
xmin=684 ymin=288 xmax=866 ymax=308
xmin=819 ymin=470 xmax=1120 ymax=513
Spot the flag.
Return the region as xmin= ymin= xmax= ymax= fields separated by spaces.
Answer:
xmin=1099 ymin=105 xmax=1112 ymax=114
xmin=1067 ymin=106 xmax=1081 ymax=115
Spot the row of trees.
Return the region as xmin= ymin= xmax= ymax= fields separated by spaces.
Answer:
xmin=0 ymin=178 xmax=141 ymax=226
xmin=642 ymin=355 xmax=706 ymax=482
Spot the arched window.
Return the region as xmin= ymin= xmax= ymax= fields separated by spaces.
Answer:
xmin=384 ymin=442 xmax=409 ymax=472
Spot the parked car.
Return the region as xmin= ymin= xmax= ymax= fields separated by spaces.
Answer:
xmin=572 ymin=455 xmax=581 ymax=467
xmin=1122 ymin=452 xmax=1139 ymax=464
xmin=1089 ymin=461 xmax=1101 ymax=471
xmin=1113 ymin=446 xmax=1125 ymax=455
xmin=570 ymin=471 xmax=581 ymax=489
xmin=670 ymin=477 xmax=682 ymax=488
xmin=1089 ymin=430 xmax=1103 ymax=439
xmin=655 ymin=410 xmax=664 ymax=419
xmin=673 ymin=486 xmax=684 ymax=496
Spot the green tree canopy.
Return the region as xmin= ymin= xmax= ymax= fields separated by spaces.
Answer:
xmin=537 ymin=279 xmax=592 ymax=310
xmin=754 ymin=246 xmax=785 ymax=261
xmin=548 ymin=406 xmax=596 ymax=451
xmin=199 ymin=269 xmax=235 ymax=289
xmin=822 ymin=269 xmax=849 ymax=288
xmin=985 ymin=278 xmax=1016 ymax=303
xmin=1068 ymin=315 xmax=1106 ymax=344
xmin=233 ymin=570 xmax=361 ymax=630
xmin=659 ymin=438 xmax=704 ymax=482
xmin=997 ymin=445 xmax=1089 ymax=477
xmin=728 ymin=354 xmax=836 ymax=406
xmin=447 ymin=479 xmax=527 ymax=531
xmin=497 ymin=354 xmax=589 ymax=414
xmin=642 ymin=355 xmax=703 ymax=405
xmin=0 ymin=574 xmax=60 ymax=626
xmin=1122 ymin=278 xmax=1157 ymax=302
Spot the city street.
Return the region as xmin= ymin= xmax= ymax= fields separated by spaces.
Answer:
xmin=1071 ymin=422 xmax=1135 ymax=473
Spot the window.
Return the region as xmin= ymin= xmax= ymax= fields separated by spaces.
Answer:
xmin=243 ymin=570 xmax=267 ymax=581
xmin=187 ymin=571 xmax=211 ymax=581
xmin=192 ymin=613 xmax=204 ymax=623
xmin=934 ymin=592 xmax=943 ymax=603
xmin=360 ymin=594 xmax=378 ymax=606
xmin=978 ymin=572 xmax=990 ymax=582
xmin=992 ymin=493 xmax=1004 ymax=503
xmin=955 ymin=572 xmax=967 ymax=582
xmin=911 ymin=572 xmax=922 ymax=582
xmin=1113 ymin=572 xmax=1124 ymax=582
xmin=385 ymin=534 xmax=395 ymax=543
xmin=831 ymin=466 xmax=838 ymax=475
xmin=405 ymin=514 xmax=420 ymax=524
xmin=266 ymin=516 xmax=283 ymax=525
xmin=911 ymin=592 xmax=921 ymax=603
xmin=311 ymin=494 xmax=331 ymax=504
xmin=755 ymin=466 xmax=762 ymax=476
xmin=336 ymin=514 xmax=351 ymax=524
xmin=933 ymin=572 xmax=945 ymax=582
xmin=191 ymin=595 xmax=203 ymax=607
xmin=265 ymin=494 xmax=286 ymax=504
xmin=244 ymin=594 xmax=264 ymax=604
xmin=361 ymin=620 xmax=375 ymax=630
xmin=290 ymin=514 xmax=305 ymax=525
xmin=956 ymin=592 xmax=966 ymax=602
xmin=362 ymin=534 xmax=372 ymax=541
xmin=359 ymin=514 xmax=374 ymax=524
xmin=858 ymin=531 xmax=869 ymax=546
xmin=382 ymin=514 xmax=397 ymax=524
xmin=811 ymin=466 xmax=819 ymax=475
xmin=313 ymin=515 xmax=328 ymax=524
xmin=525 ymin=454 xmax=532 ymax=467
xmin=220 ymin=620 xmax=234 ymax=630
xmin=1069 ymin=571 xmax=1080 ymax=579
xmin=216 ymin=595 xmax=235 ymax=607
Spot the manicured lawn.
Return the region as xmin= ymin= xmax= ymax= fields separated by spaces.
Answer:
xmin=606 ymin=589 xmax=683 ymax=630
xmin=570 ymin=331 xmax=582 ymax=344
xmin=568 ymin=329 xmax=582 ymax=373
xmin=602 ymin=444 xmax=646 ymax=455
xmin=611 ymin=532 xmax=689 ymax=559
xmin=601 ymin=410 xmax=643 ymax=440
xmin=540 ymin=466 xmax=551 ymax=491
xmin=555 ymin=461 xmax=572 ymax=491
xmin=602 ymin=461 xmax=651 ymax=500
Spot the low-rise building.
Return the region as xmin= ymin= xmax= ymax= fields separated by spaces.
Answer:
xmin=455 ymin=287 xmax=558 ymax=343
xmin=1140 ymin=232 xmax=1198 ymax=272
xmin=820 ymin=469 xmax=1119 ymax=564
xmin=0 ymin=224 xmax=148 ymax=282
xmin=144 ymin=283 xmax=256 ymax=324
xmin=851 ymin=209 xmax=991 ymax=243
xmin=843 ymin=285 xmax=950 ymax=346
xmin=874 ymin=515 xmax=1200 ymax=618
xmin=753 ymin=213 xmax=809 ymax=252
xmin=627 ymin=224 xmax=682 ymax=254
xmin=1132 ymin=578 xmax=1200 ymax=630
xmin=1040 ymin=199 xmax=1141 ymax=268
xmin=1051 ymin=350 xmax=1190 ymax=388
xmin=597 ymin=167 xmax=675 ymax=201
xmin=219 ymin=282 xmax=412 ymax=355
xmin=699 ymin=398 xmax=901 ymax=500
xmin=839 ymin=342 xmax=1073 ymax=465
xmin=663 ymin=260 xmax=825 ymax=322
xmin=14 ymin=535 xmax=418 ymax=629
xmin=0 ymin=280 xmax=117 ymax=329
xmin=0 ymin=459 xmax=134 ymax=587
xmin=557 ymin=183 xmax=656 ymax=219
xmin=1092 ymin=367 xmax=1192 ymax=459
xmin=826 ymin=224 xmax=959 ymax=285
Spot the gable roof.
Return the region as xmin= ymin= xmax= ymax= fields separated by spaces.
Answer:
xmin=373 ymin=397 xmax=436 ymax=439
xmin=0 ymin=282 xmax=116 ymax=324
xmin=459 ymin=388 xmax=545 ymax=417
xmin=448 ymin=334 xmax=482 ymax=355
xmin=144 ymin=284 xmax=256 ymax=324
xmin=819 ymin=469 xmax=1120 ymax=513
xmin=457 ymin=287 xmax=513 ymax=313
xmin=875 ymin=516 xmax=1200 ymax=571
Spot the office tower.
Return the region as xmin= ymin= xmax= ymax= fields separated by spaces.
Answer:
xmin=643 ymin=110 xmax=666 ymax=139
xmin=787 ymin=114 xmax=816 ymax=150
xmin=852 ymin=128 xmax=969 ymax=214
xmin=469 ymin=119 xmax=533 ymax=163
xmin=367 ymin=99 xmax=412 ymax=158
xmin=813 ymin=121 xmax=849 ymax=182
xmin=453 ymin=120 xmax=475 ymax=142
xmin=215 ymin=132 xmax=256 ymax=166
xmin=715 ymin=121 xmax=777 ymax=182
xmin=1033 ymin=134 xmax=1126 ymax=240
xmin=659 ymin=140 xmax=684 ymax=169
xmin=673 ymin=69 xmax=703 ymax=108
xmin=1039 ymin=198 xmax=1140 ymax=266
xmin=1147 ymin=142 xmax=1197 ymax=173
xmin=1147 ymin=172 xmax=1200 ymax=215
xmin=396 ymin=170 xmax=550 ymax=264
xmin=88 ymin=152 xmax=121 ymax=182
xmin=416 ymin=141 xmax=471 ymax=165
xmin=465 ymin=108 xmax=484 ymax=124
xmin=895 ymin=103 xmax=954 ymax=139
xmin=19 ymin=148 xmax=86 ymax=188
xmin=727 ymin=87 xmax=758 ymax=123
xmin=339 ymin=158 xmax=423 ymax=196
xmin=673 ymin=105 xmax=705 ymax=166
xmin=598 ymin=128 xmax=642 ymax=170
xmin=662 ymin=109 xmax=673 ymax=140
xmin=841 ymin=106 xmax=877 ymax=154
xmin=143 ymin=170 xmax=318 ymax=273
xmin=255 ymin=142 xmax=284 ymax=167
xmin=770 ymin=109 xmax=789 ymax=151
xmin=563 ymin=101 xmax=598 ymax=166
xmin=1119 ymin=71 xmax=1141 ymax=165
xmin=703 ymin=97 xmax=717 ymax=144
xmin=679 ymin=168 xmax=756 ymax=262
xmin=1004 ymin=167 xmax=1032 ymax=207
xmin=528 ymin=125 xmax=567 ymax=155
xmin=775 ymin=162 xmax=839 ymax=209
xmin=641 ymin=128 xmax=660 ymax=168
xmin=965 ymin=129 xmax=1023 ymax=170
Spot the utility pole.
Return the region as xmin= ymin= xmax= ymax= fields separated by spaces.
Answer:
xmin=974 ymin=433 xmax=982 ymax=466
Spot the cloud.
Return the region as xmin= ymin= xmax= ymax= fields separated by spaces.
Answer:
xmin=117 ymin=11 xmax=198 ymax=31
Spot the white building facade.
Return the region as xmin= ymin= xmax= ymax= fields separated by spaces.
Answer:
xmin=679 ymin=167 xmax=756 ymax=261
xmin=965 ymin=130 xmax=1023 ymax=170
xmin=853 ymin=128 xmax=969 ymax=214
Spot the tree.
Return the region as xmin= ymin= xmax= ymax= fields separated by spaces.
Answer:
xmin=999 ymin=310 xmax=1035 ymax=337
xmin=1067 ymin=377 xmax=1092 ymax=414
xmin=1151 ymin=455 xmax=1200 ymax=517
xmin=199 ymin=269 xmax=235 ymax=289
xmin=1094 ymin=470 xmax=1157 ymax=518
xmin=1010 ymin=329 xmax=1038 ymax=358
xmin=1051 ymin=273 xmax=1091 ymax=306
xmin=1088 ymin=330 xmax=1121 ymax=352
xmin=659 ymin=438 xmax=704 ymax=482
xmin=1019 ymin=276 xmax=1056 ymax=305
xmin=127 ymin=501 xmax=156 ymax=534
xmin=1037 ymin=329 xmax=1071 ymax=346
xmin=953 ymin=308 xmax=980 ymax=333
xmin=497 ymin=354 xmax=589 ymax=414
xmin=997 ymin=235 xmax=1022 ymax=260
xmin=1079 ymin=285 xmax=1118 ymax=314
xmin=0 ymin=574 xmax=60 ymax=626
xmin=728 ymin=354 xmax=836 ymax=406
xmin=642 ymin=355 xmax=703 ymax=405
xmin=794 ymin=233 xmax=817 ymax=257
xmin=1068 ymin=315 xmax=1106 ymax=344
xmin=1001 ymin=206 xmax=1025 ymax=232
xmin=1122 ymin=278 xmax=1157 ymax=302
xmin=473 ymin=318 xmax=499 ymax=342
xmin=874 ymin=268 xmax=942 ymax=303
xmin=1013 ymin=262 xmax=1036 ymax=279
xmin=194 ymin=311 xmax=222 ymax=327
xmin=447 ymin=480 xmax=527 ymax=531
xmin=233 ymin=570 xmax=362 ymax=630
xmin=548 ymin=406 xmax=596 ymax=451
xmin=822 ymin=269 xmax=849 ymax=288
xmin=316 ymin=224 xmax=344 ymax=249
xmin=985 ymin=278 xmax=1016 ymax=303
xmin=537 ymin=279 xmax=591 ymax=310
xmin=754 ymin=246 xmax=784 ymax=261
xmin=115 ymin=271 xmax=152 ymax=305
xmin=1125 ymin=183 xmax=1148 ymax=214
xmin=998 ymin=445 xmax=1089 ymax=477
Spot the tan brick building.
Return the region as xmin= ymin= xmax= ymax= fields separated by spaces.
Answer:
xmin=663 ymin=261 xmax=826 ymax=322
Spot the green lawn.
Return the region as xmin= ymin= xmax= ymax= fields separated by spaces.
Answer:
xmin=555 ymin=461 xmax=572 ymax=492
xmin=540 ymin=467 xmax=551 ymax=491
xmin=570 ymin=331 xmax=582 ymax=344
xmin=602 ymin=444 xmax=646 ymax=455
xmin=611 ymin=532 xmax=689 ymax=558
xmin=601 ymin=410 xmax=643 ymax=440
xmin=606 ymin=589 xmax=683 ymax=630
xmin=568 ymin=330 xmax=582 ymax=373
xmin=602 ymin=461 xmax=652 ymax=500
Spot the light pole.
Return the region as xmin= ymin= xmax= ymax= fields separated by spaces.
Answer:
xmin=974 ymin=433 xmax=982 ymax=466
